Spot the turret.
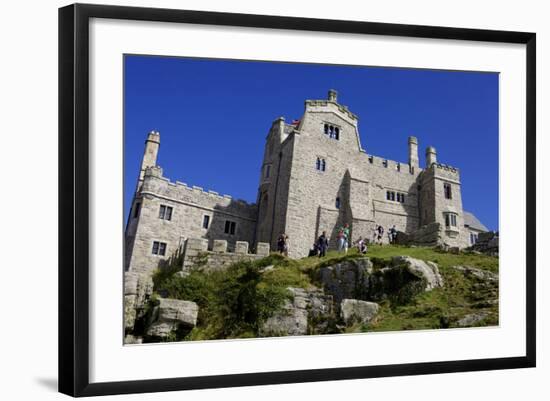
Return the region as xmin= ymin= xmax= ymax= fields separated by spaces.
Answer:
xmin=426 ymin=146 xmax=437 ymax=167
xmin=138 ymin=130 xmax=160 ymax=185
xmin=328 ymin=89 xmax=338 ymax=103
xmin=408 ymin=136 xmax=419 ymax=170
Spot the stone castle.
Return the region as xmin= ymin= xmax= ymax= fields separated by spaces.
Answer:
xmin=125 ymin=90 xmax=488 ymax=273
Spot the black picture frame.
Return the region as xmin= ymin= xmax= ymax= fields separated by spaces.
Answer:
xmin=58 ymin=3 xmax=536 ymax=397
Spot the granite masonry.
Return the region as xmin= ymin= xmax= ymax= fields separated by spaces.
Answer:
xmin=125 ymin=90 xmax=489 ymax=273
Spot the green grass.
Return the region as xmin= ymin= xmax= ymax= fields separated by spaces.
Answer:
xmin=147 ymin=245 xmax=498 ymax=341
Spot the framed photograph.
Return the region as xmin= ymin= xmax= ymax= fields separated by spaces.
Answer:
xmin=58 ymin=3 xmax=536 ymax=397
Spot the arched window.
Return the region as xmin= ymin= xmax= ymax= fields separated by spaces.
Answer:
xmin=321 ymin=159 xmax=326 ymax=171
xmin=316 ymin=157 xmax=321 ymax=170
xmin=334 ymin=127 xmax=340 ymax=140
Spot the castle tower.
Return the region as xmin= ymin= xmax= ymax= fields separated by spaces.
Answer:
xmin=254 ymin=117 xmax=294 ymax=249
xmin=426 ymin=146 xmax=437 ymax=167
xmin=138 ymin=130 xmax=161 ymax=187
xmin=408 ymin=136 xmax=419 ymax=170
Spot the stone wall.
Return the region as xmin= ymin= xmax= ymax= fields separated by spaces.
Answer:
xmin=126 ymin=166 xmax=258 ymax=273
xmin=394 ymin=222 xmax=442 ymax=247
xmin=277 ymin=94 xmax=424 ymax=257
xmin=468 ymin=231 xmax=499 ymax=256
xmin=182 ymin=237 xmax=270 ymax=272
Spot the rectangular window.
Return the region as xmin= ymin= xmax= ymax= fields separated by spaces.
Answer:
xmin=152 ymin=241 xmax=167 ymax=256
xmin=202 ymin=215 xmax=210 ymax=229
xmin=224 ymin=220 xmax=236 ymax=235
xmin=265 ymin=165 xmax=271 ymax=178
xmin=444 ymin=183 xmax=452 ymax=199
xmin=159 ymin=205 xmax=173 ymax=220
xmin=133 ymin=202 xmax=141 ymax=218
xmin=386 ymin=191 xmax=391 ymax=200
xmin=445 ymin=213 xmax=457 ymax=227
xmin=390 ymin=191 xmax=395 ymax=201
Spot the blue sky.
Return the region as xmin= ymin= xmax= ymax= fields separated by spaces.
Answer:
xmin=124 ymin=55 xmax=499 ymax=231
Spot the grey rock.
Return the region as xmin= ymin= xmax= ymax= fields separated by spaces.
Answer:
xmin=124 ymin=272 xmax=154 ymax=330
xmin=340 ymin=299 xmax=379 ymax=325
xmin=319 ymin=258 xmax=373 ymax=303
xmin=260 ymin=287 xmax=333 ymax=337
xmin=392 ymin=256 xmax=444 ymax=290
xmin=146 ymin=298 xmax=199 ymax=339
xmin=124 ymin=334 xmax=143 ymax=344
xmin=451 ymin=265 xmax=498 ymax=283
xmin=457 ymin=312 xmax=489 ymax=327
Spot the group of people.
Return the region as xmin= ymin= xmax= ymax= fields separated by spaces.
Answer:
xmin=310 ymin=223 xmax=367 ymax=258
xmin=287 ymin=223 xmax=401 ymax=259
xmin=372 ymin=224 xmax=398 ymax=244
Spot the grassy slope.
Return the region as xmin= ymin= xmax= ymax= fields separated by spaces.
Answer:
xmin=152 ymin=245 xmax=499 ymax=341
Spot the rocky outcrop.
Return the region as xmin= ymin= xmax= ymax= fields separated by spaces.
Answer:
xmin=451 ymin=265 xmax=498 ymax=283
xmin=318 ymin=258 xmax=372 ymax=303
xmin=260 ymin=287 xmax=334 ymax=337
xmin=146 ymin=298 xmax=198 ymax=339
xmin=340 ymin=299 xmax=379 ymax=325
xmin=124 ymin=272 xmax=154 ymax=331
xmin=391 ymin=256 xmax=444 ymax=290
xmin=457 ymin=311 xmax=489 ymax=327
xmin=319 ymin=257 xmax=443 ymax=306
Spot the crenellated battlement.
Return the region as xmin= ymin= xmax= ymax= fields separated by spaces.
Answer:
xmin=305 ymin=99 xmax=358 ymax=122
xmin=143 ymin=166 xmax=256 ymax=207
xmin=181 ymin=237 xmax=271 ymax=272
xmin=434 ymin=162 xmax=459 ymax=173
xmin=362 ymin=152 xmax=419 ymax=175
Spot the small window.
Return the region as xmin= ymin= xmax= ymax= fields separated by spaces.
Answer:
xmin=224 ymin=220 xmax=236 ymax=235
xmin=265 ymin=165 xmax=271 ymax=178
xmin=323 ymin=124 xmax=340 ymax=140
xmin=470 ymin=233 xmax=478 ymax=245
xmin=445 ymin=213 xmax=457 ymax=228
xmin=390 ymin=191 xmax=395 ymax=201
xmin=396 ymin=162 xmax=401 ymax=172
xmin=152 ymin=241 xmax=167 ymax=256
xmin=202 ymin=215 xmax=210 ymax=229
xmin=383 ymin=159 xmax=388 ymax=168
xmin=368 ymin=155 xmax=373 ymax=164
xmin=335 ymin=197 xmax=341 ymax=209
xmin=316 ymin=157 xmax=326 ymax=172
xmin=159 ymin=205 xmax=173 ymax=220
xmin=444 ymin=183 xmax=452 ymax=199
xmin=133 ymin=202 xmax=141 ymax=218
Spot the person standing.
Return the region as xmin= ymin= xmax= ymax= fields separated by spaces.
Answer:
xmin=377 ymin=225 xmax=384 ymax=244
xmin=283 ymin=234 xmax=290 ymax=257
xmin=389 ymin=225 xmax=397 ymax=244
xmin=337 ymin=223 xmax=350 ymax=253
xmin=317 ymin=231 xmax=329 ymax=258
xmin=343 ymin=223 xmax=350 ymax=253
xmin=372 ymin=224 xmax=379 ymax=244
xmin=277 ymin=233 xmax=286 ymax=254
